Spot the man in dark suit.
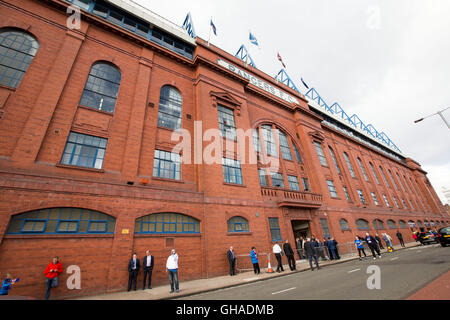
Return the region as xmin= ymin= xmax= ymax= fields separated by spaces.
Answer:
xmin=227 ymin=246 xmax=236 ymax=276
xmin=128 ymin=253 xmax=140 ymax=291
xmin=283 ymin=240 xmax=296 ymax=271
xmin=142 ymin=250 xmax=154 ymax=289
xmin=304 ymin=238 xmax=319 ymax=271
xmin=365 ymin=233 xmax=381 ymax=259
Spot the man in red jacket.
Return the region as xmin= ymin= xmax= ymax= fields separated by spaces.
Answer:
xmin=44 ymin=256 xmax=62 ymax=300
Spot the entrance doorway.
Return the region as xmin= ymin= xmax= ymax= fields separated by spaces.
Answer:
xmin=291 ymin=220 xmax=311 ymax=240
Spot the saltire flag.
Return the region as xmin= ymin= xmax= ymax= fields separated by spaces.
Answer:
xmin=301 ymin=77 xmax=309 ymax=89
xmin=277 ymin=52 xmax=286 ymax=68
xmin=249 ymin=32 xmax=259 ymax=47
xmin=210 ymin=19 xmax=217 ymax=36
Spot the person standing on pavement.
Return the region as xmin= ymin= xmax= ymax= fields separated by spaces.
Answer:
xmin=166 ymin=249 xmax=179 ymax=293
xmin=250 ymin=247 xmax=260 ymax=275
xmin=332 ymin=237 xmax=341 ymax=259
xmin=382 ymin=233 xmax=394 ymax=251
xmin=323 ymin=238 xmax=332 ymax=260
xmin=127 ymin=253 xmax=140 ymax=291
xmin=142 ymin=250 xmax=154 ymax=290
xmin=283 ymin=240 xmax=296 ymax=271
xmin=396 ymin=231 xmax=405 ymax=247
xmin=304 ymin=238 xmax=319 ymax=271
xmin=375 ymin=233 xmax=384 ymax=250
xmin=272 ymin=242 xmax=284 ymax=273
xmin=295 ymin=237 xmax=304 ymax=260
xmin=44 ymin=256 xmax=62 ymax=300
xmin=328 ymin=237 xmax=338 ymax=260
xmin=227 ymin=246 xmax=237 ymax=276
xmin=365 ymin=233 xmax=381 ymax=259
xmin=355 ymin=236 xmax=367 ymax=260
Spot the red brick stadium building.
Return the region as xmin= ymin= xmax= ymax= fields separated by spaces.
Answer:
xmin=0 ymin=0 xmax=448 ymax=299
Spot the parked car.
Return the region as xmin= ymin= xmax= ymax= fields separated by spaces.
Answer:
xmin=418 ymin=231 xmax=439 ymax=245
xmin=436 ymin=227 xmax=450 ymax=247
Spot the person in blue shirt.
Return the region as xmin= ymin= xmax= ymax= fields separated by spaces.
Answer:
xmin=1 ymin=273 xmax=19 ymax=295
xmin=355 ymin=236 xmax=367 ymax=260
xmin=250 ymin=247 xmax=260 ymax=275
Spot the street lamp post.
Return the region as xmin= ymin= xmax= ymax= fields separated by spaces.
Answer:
xmin=414 ymin=107 xmax=450 ymax=129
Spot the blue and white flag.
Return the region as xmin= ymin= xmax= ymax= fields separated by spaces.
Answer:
xmin=210 ymin=19 xmax=217 ymax=36
xmin=249 ymin=32 xmax=259 ymax=47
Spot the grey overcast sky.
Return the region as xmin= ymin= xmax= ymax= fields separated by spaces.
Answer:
xmin=134 ymin=0 xmax=450 ymax=204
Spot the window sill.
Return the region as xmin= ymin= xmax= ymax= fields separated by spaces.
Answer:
xmin=56 ymin=163 xmax=105 ymax=173
xmin=78 ymin=104 xmax=114 ymax=116
xmin=152 ymin=176 xmax=184 ymax=184
xmin=227 ymin=232 xmax=253 ymax=236
xmin=223 ymin=182 xmax=246 ymax=188
xmin=0 ymin=84 xmax=16 ymax=91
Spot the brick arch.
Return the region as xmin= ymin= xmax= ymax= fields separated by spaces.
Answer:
xmin=158 ymin=83 xmax=184 ymax=101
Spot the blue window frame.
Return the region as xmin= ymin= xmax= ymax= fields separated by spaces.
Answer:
xmin=222 ymin=158 xmax=243 ymax=185
xmin=258 ymin=169 xmax=268 ymax=187
xmin=261 ymin=125 xmax=278 ymax=157
xmin=0 ymin=28 xmax=39 ymax=88
xmin=79 ymin=61 xmax=121 ymax=113
xmin=157 ymin=86 xmax=182 ymax=130
xmin=269 ymin=218 xmax=281 ymax=242
xmin=227 ymin=216 xmax=250 ymax=233
xmin=356 ymin=219 xmax=370 ymax=231
xmin=61 ymin=132 xmax=108 ymax=169
xmin=287 ymin=175 xmax=300 ymax=191
xmin=153 ymin=149 xmax=181 ymax=180
xmin=277 ymin=130 xmax=292 ymax=160
xmin=135 ymin=213 xmax=200 ymax=234
xmin=326 ymin=180 xmax=338 ymax=198
xmin=6 ymin=208 xmax=116 ymax=235
xmin=271 ymin=172 xmax=284 ymax=188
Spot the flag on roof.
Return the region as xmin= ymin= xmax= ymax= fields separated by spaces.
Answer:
xmin=210 ymin=19 xmax=217 ymax=36
xmin=277 ymin=52 xmax=286 ymax=68
xmin=301 ymin=77 xmax=309 ymax=89
xmin=249 ymin=32 xmax=259 ymax=47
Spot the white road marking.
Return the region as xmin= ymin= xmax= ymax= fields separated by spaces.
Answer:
xmin=348 ymin=268 xmax=361 ymax=273
xmin=272 ymin=287 xmax=296 ymax=295
xmin=390 ymin=257 xmax=399 ymax=261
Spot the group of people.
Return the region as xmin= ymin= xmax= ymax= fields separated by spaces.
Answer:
xmin=127 ymin=249 xmax=180 ymax=294
xmin=354 ymin=231 xmax=405 ymax=260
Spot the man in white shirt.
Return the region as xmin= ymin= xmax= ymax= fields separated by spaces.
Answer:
xmin=272 ymin=243 xmax=284 ymax=272
xmin=166 ymin=249 xmax=179 ymax=293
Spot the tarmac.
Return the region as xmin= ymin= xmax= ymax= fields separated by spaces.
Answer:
xmin=72 ymin=241 xmax=421 ymax=300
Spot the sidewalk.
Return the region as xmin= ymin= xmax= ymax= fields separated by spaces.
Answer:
xmin=72 ymin=242 xmax=420 ymax=300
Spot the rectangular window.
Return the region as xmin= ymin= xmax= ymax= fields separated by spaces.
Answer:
xmin=258 ymin=169 xmax=267 ymax=187
xmin=302 ymin=178 xmax=310 ymax=192
xmin=253 ymin=129 xmax=261 ymax=153
xmin=262 ymin=125 xmax=278 ymax=157
xmin=380 ymin=166 xmax=390 ymax=188
xmin=357 ymin=189 xmax=366 ymax=204
xmin=153 ymin=149 xmax=181 ymax=180
xmin=388 ymin=170 xmax=399 ymax=190
xmin=402 ymin=198 xmax=408 ymax=209
xmin=222 ymin=158 xmax=243 ymax=185
xmin=344 ymin=153 xmax=356 ymax=178
xmin=271 ymin=172 xmax=284 ymax=188
xmin=278 ymin=130 xmax=292 ymax=160
xmin=287 ymin=175 xmax=300 ymax=191
xmin=393 ymin=196 xmax=400 ymax=208
xmin=358 ymin=158 xmax=369 ymax=181
xmin=21 ymin=219 xmax=46 ymax=233
xmin=320 ymin=218 xmax=330 ymax=238
xmin=382 ymin=194 xmax=390 ymax=207
xmin=72 ymin=0 xmax=90 ymax=10
xmin=371 ymin=192 xmax=379 ymax=205
xmin=370 ymin=163 xmax=381 ymax=184
xmin=92 ymin=3 xmax=108 ymax=18
xmin=61 ymin=132 xmax=107 ymax=169
xmin=218 ymin=105 xmax=236 ymax=140
xmin=313 ymin=141 xmax=328 ymax=166
xmin=269 ymin=218 xmax=281 ymax=242
xmin=57 ymin=220 xmax=79 ymax=233
xmin=293 ymin=143 xmax=303 ymax=163
xmin=329 ymin=147 xmax=341 ymax=175
xmin=326 ymin=180 xmax=338 ymax=198
xmin=343 ymin=186 xmax=351 ymax=201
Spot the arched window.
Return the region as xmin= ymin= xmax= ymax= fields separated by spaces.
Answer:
xmin=408 ymin=220 xmax=416 ymax=228
xmin=417 ymin=220 xmax=423 ymax=228
xmin=387 ymin=219 xmax=397 ymax=229
xmin=373 ymin=219 xmax=385 ymax=230
xmin=227 ymin=216 xmax=250 ymax=233
xmin=356 ymin=219 xmax=370 ymax=230
xmin=398 ymin=220 xmax=408 ymax=229
xmin=134 ymin=212 xmax=199 ymax=234
xmin=79 ymin=61 xmax=121 ymax=113
xmin=157 ymin=86 xmax=182 ymax=130
xmin=339 ymin=218 xmax=350 ymax=231
xmin=343 ymin=152 xmax=355 ymax=178
xmin=6 ymin=208 xmax=115 ymax=234
xmin=0 ymin=28 xmax=39 ymax=88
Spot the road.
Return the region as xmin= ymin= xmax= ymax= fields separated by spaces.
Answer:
xmin=176 ymin=244 xmax=450 ymax=300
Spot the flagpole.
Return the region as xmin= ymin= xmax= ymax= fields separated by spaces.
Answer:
xmin=207 ymin=17 xmax=212 ymax=47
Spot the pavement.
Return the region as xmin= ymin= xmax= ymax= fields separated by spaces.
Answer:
xmin=72 ymin=241 xmax=422 ymax=300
